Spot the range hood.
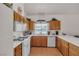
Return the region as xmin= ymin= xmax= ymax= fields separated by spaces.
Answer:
xmin=36 ymin=20 xmax=48 ymax=23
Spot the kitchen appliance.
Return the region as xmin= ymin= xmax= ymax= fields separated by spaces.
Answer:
xmin=48 ymin=36 xmax=56 ymax=47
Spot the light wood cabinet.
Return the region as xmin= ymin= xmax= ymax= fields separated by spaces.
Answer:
xmin=14 ymin=11 xmax=30 ymax=31
xmin=14 ymin=11 xmax=21 ymax=22
xmin=31 ymin=36 xmax=47 ymax=47
xmin=56 ymin=37 xmax=79 ymax=56
xmin=69 ymin=43 xmax=79 ymax=56
xmin=49 ymin=20 xmax=60 ymax=30
xmin=61 ymin=39 xmax=69 ymax=56
xmin=56 ymin=37 xmax=61 ymax=52
xmin=31 ymin=36 xmax=41 ymax=47
xmin=25 ymin=19 xmax=30 ymax=30
xmin=56 ymin=37 xmax=69 ymax=56
xmin=41 ymin=36 xmax=47 ymax=47
xmin=29 ymin=21 xmax=34 ymax=30
xmin=14 ymin=43 xmax=22 ymax=56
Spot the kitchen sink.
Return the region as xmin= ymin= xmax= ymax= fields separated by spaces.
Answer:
xmin=13 ymin=36 xmax=29 ymax=41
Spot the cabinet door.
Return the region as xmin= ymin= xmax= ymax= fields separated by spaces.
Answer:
xmin=61 ymin=39 xmax=69 ymax=56
xmin=53 ymin=21 xmax=60 ymax=30
xmin=29 ymin=21 xmax=34 ymax=30
xmin=14 ymin=11 xmax=21 ymax=22
xmin=56 ymin=37 xmax=61 ymax=52
xmin=14 ymin=43 xmax=22 ymax=56
xmin=56 ymin=37 xmax=69 ymax=56
xmin=31 ymin=36 xmax=41 ymax=47
xmin=49 ymin=21 xmax=60 ymax=30
xmin=69 ymin=43 xmax=79 ymax=56
xmin=31 ymin=36 xmax=47 ymax=47
xmin=41 ymin=36 xmax=47 ymax=47
xmin=25 ymin=19 xmax=29 ymax=30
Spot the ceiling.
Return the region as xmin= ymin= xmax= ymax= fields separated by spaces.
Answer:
xmin=24 ymin=3 xmax=79 ymax=15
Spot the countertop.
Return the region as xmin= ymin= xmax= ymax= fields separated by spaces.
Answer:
xmin=13 ymin=34 xmax=79 ymax=48
xmin=13 ymin=35 xmax=31 ymax=48
xmin=57 ymin=35 xmax=79 ymax=47
xmin=13 ymin=34 xmax=56 ymax=48
xmin=13 ymin=41 xmax=22 ymax=48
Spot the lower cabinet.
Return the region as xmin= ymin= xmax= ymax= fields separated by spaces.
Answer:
xmin=41 ymin=36 xmax=47 ymax=47
xmin=56 ymin=37 xmax=62 ymax=52
xmin=31 ymin=36 xmax=47 ymax=47
xmin=61 ymin=39 xmax=69 ymax=56
xmin=14 ymin=43 xmax=22 ymax=56
xmin=56 ymin=37 xmax=79 ymax=56
xmin=56 ymin=37 xmax=69 ymax=56
xmin=69 ymin=43 xmax=79 ymax=56
xmin=31 ymin=36 xmax=41 ymax=47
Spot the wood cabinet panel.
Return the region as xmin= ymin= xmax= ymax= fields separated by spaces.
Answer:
xmin=56 ymin=37 xmax=69 ymax=56
xmin=14 ymin=11 xmax=30 ymax=31
xmin=69 ymin=43 xmax=79 ymax=56
xmin=61 ymin=39 xmax=69 ymax=56
xmin=14 ymin=43 xmax=22 ymax=56
xmin=14 ymin=11 xmax=21 ymax=22
xmin=31 ymin=36 xmax=47 ymax=47
xmin=25 ymin=19 xmax=30 ymax=30
xmin=31 ymin=36 xmax=41 ymax=47
xmin=56 ymin=37 xmax=79 ymax=56
xmin=14 ymin=11 xmax=26 ymax=23
xmin=29 ymin=21 xmax=34 ymax=30
xmin=49 ymin=21 xmax=60 ymax=30
xmin=40 ymin=36 xmax=47 ymax=47
xmin=56 ymin=37 xmax=61 ymax=52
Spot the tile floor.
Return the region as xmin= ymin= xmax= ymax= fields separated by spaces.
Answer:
xmin=30 ymin=47 xmax=62 ymax=56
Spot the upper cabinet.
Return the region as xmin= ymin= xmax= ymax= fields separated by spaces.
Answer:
xmin=25 ymin=18 xmax=30 ymax=31
xmin=13 ymin=11 xmax=29 ymax=31
xmin=29 ymin=20 xmax=34 ymax=30
xmin=49 ymin=20 xmax=60 ymax=30
xmin=14 ymin=11 xmax=21 ymax=22
xmin=13 ymin=3 xmax=25 ymax=16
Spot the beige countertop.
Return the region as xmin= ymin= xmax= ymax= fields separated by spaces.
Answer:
xmin=57 ymin=35 xmax=79 ymax=47
xmin=13 ymin=34 xmax=57 ymax=48
xmin=31 ymin=35 xmax=57 ymax=36
xmin=13 ymin=34 xmax=79 ymax=48
xmin=13 ymin=41 xmax=22 ymax=48
xmin=13 ymin=35 xmax=31 ymax=48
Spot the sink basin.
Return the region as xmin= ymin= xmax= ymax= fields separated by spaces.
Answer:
xmin=13 ymin=36 xmax=29 ymax=41
xmin=13 ymin=38 xmax=24 ymax=41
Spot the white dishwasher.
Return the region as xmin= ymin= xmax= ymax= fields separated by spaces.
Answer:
xmin=22 ymin=38 xmax=30 ymax=56
xmin=48 ymin=36 xmax=56 ymax=47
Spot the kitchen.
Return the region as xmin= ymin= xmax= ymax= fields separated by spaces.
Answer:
xmin=0 ymin=3 xmax=79 ymax=56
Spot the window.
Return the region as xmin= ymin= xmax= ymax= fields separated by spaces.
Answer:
xmin=34 ymin=23 xmax=48 ymax=35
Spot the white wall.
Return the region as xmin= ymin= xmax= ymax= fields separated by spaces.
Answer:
xmin=27 ymin=14 xmax=79 ymax=35
xmin=0 ymin=4 xmax=13 ymax=56
xmin=13 ymin=3 xmax=25 ymax=16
